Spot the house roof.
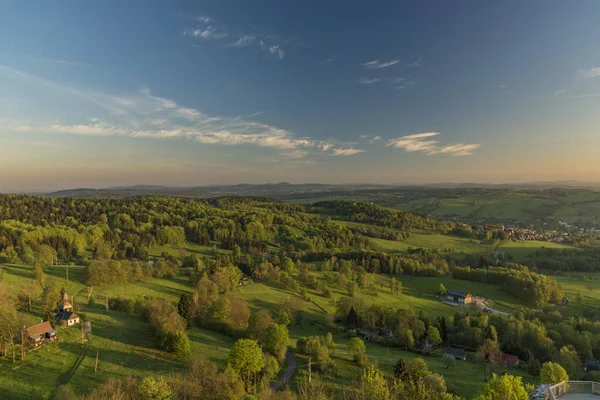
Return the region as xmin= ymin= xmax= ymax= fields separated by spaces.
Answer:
xmin=25 ymin=321 xmax=54 ymax=339
xmin=443 ymin=347 xmax=466 ymax=358
xmin=501 ymin=353 xmax=519 ymax=366
xmin=447 ymin=290 xmax=470 ymax=297
xmin=585 ymin=360 xmax=600 ymax=367
xmin=56 ymin=311 xmax=80 ymax=321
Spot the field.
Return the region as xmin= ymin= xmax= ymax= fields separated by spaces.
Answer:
xmin=0 ymin=229 xmax=585 ymax=399
xmin=284 ymin=188 xmax=600 ymax=227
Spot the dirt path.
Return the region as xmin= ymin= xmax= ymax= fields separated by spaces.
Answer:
xmin=272 ymin=351 xmax=296 ymax=391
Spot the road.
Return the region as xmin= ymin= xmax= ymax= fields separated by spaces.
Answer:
xmin=272 ymin=351 xmax=296 ymax=390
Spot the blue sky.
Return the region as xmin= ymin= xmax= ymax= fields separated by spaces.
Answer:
xmin=1 ymin=1 xmax=600 ymax=191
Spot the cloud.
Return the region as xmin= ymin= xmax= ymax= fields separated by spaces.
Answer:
xmin=229 ymin=35 xmax=255 ymax=47
xmin=185 ymin=26 xmax=227 ymax=40
xmin=360 ymin=135 xmax=381 ymax=144
xmin=331 ymin=148 xmax=365 ymax=156
xmin=578 ymin=67 xmax=600 ymax=79
xmin=184 ymin=17 xmax=290 ymax=60
xmin=357 ymin=78 xmax=379 ymax=85
xmin=390 ymin=77 xmax=415 ymax=90
xmin=260 ymin=41 xmax=285 ymax=59
xmin=363 ymin=59 xmax=399 ymax=69
xmin=387 ymin=132 xmax=480 ymax=156
xmin=428 ymin=143 xmax=481 ymax=156
xmin=319 ymin=58 xmax=333 ymax=64
xmin=406 ymin=58 xmax=421 ymax=68
xmin=0 ymin=65 xmax=351 ymax=158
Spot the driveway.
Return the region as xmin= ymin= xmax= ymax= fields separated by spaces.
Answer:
xmin=272 ymin=351 xmax=296 ymax=390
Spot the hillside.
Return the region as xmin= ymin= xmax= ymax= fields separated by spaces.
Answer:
xmin=0 ymin=195 xmax=598 ymax=399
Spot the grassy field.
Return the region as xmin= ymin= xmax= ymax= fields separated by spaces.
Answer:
xmin=496 ymin=240 xmax=575 ymax=262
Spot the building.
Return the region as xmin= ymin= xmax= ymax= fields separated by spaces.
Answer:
xmin=446 ymin=290 xmax=473 ymax=304
xmin=25 ymin=321 xmax=56 ymax=348
xmin=584 ymin=360 xmax=600 ymax=372
xmin=55 ymin=293 xmax=80 ymax=327
xmin=501 ymin=353 xmax=520 ymax=367
xmin=416 ymin=339 xmax=433 ymax=354
xmin=443 ymin=347 xmax=466 ymax=361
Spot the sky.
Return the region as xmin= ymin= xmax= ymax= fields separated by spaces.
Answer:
xmin=1 ymin=0 xmax=600 ymax=191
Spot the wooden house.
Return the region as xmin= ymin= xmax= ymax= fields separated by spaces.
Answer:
xmin=446 ymin=290 xmax=473 ymax=304
xmin=25 ymin=321 xmax=56 ymax=348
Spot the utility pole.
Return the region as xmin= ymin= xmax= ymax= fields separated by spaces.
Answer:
xmin=81 ymin=320 xmax=84 ymax=344
xmin=20 ymin=326 xmax=25 ymax=360
xmin=95 ymin=350 xmax=99 ymax=373
xmin=308 ymin=357 xmax=312 ymax=383
xmin=105 ymin=295 xmax=108 ymax=312
xmin=66 ymin=264 xmax=69 ymax=282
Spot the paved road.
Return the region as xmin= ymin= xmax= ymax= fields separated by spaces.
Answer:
xmin=272 ymin=351 xmax=296 ymax=390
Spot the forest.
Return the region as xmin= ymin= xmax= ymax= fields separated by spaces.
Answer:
xmin=0 ymin=194 xmax=598 ymax=399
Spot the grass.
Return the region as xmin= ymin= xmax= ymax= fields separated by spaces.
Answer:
xmin=496 ymin=240 xmax=575 ymax=263
xmin=149 ymin=241 xmax=232 ymax=259
xmin=372 ymin=233 xmax=491 ymax=259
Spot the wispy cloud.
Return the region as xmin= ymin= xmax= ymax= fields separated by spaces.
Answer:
xmin=0 ymin=65 xmax=348 ymax=158
xmin=184 ymin=15 xmax=288 ymax=60
xmin=387 ymin=132 xmax=480 ymax=156
xmin=578 ymin=67 xmax=600 ymax=79
xmin=357 ymin=78 xmax=379 ymax=85
xmin=363 ymin=59 xmax=399 ymax=69
xmin=360 ymin=135 xmax=381 ymax=144
xmin=185 ymin=26 xmax=227 ymax=40
xmin=319 ymin=58 xmax=333 ymax=64
xmin=405 ymin=57 xmax=421 ymax=68
xmin=229 ymin=35 xmax=255 ymax=47
xmin=260 ymin=42 xmax=285 ymax=59
xmin=331 ymin=148 xmax=364 ymax=156
xmin=555 ymin=67 xmax=600 ymax=96
xmin=390 ymin=77 xmax=415 ymax=90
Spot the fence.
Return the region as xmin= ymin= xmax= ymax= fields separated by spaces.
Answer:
xmin=547 ymin=381 xmax=600 ymax=399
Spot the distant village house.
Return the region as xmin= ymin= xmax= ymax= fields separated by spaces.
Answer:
xmin=25 ymin=321 xmax=56 ymax=349
xmin=55 ymin=293 xmax=80 ymax=327
xmin=446 ymin=290 xmax=473 ymax=304
xmin=443 ymin=347 xmax=466 ymax=361
xmin=501 ymin=353 xmax=519 ymax=367
xmin=585 ymin=360 xmax=600 ymax=372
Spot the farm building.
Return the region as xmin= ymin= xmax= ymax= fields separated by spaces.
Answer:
xmin=446 ymin=290 xmax=472 ymax=304
xmin=55 ymin=293 xmax=80 ymax=327
xmin=501 ymin=353 xmax=519 ymax=367
xmin=585 ymin=360 xmax=600 ymax=372
xmin=25 ymin=321 xmax=56 ymax=349
xmin=416 ymin=339 xmax=433 ymax=354
xmin=443 ymin=347 xmax=466 ymax=361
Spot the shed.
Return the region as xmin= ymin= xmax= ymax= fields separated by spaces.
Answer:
xmin=443 ymin=347 xmax=466 ymax=361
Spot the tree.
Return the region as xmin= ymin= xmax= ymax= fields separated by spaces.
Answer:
xmin=478 ymin=339 xmax=502 ymax=381
xmin=427 ymin=326 xmax=442 ymax=348
xmin=394 ymin=357 xmax=409 ymax=381
xmin=438 ymin=283 xmax=448 ymax=296
xmin=474 ymin=374 xmax=529 ymax=400
xmin=360 ymin=365 xmax=390 ymax=400
xmin=263 ymin=323 xmax=289 ymax=363
xmin=540 ymin=361 xmax=569 ymax=384
xmin=347 ymin=281 xmax=358 ymax=297
xmin=396 ymin=328 xmax=415 ymax=349
xmin=171 ymin=330 xmax=191 ymax=359
xmin=390 ymin=277 xmax=402 ymax=296
xmin=248 ymin=309 xmax=273 ymax=341
xmin=348 ymin=337 xmax=367 ymax=365
xmin=228 ymin=339 xmax=265 ymax=391
xmin=346 ymin=306 xmax=359 ymax=328
xmin=138 ymin=376 xmax=172 ymax=400
xmin=177 ymin=293 xmax=193 ymax=330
